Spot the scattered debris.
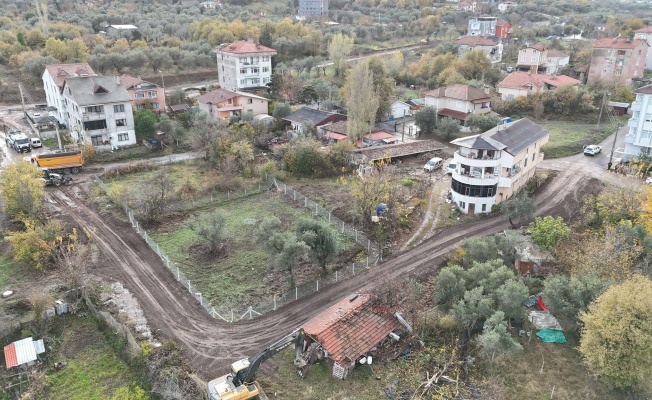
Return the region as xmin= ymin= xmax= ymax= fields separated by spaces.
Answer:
xmin=2 ymin=290 xmax=14 ymax=298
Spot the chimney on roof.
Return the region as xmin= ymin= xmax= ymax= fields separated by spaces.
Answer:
xmin=116 ymin=76 xmax=121 ymax=85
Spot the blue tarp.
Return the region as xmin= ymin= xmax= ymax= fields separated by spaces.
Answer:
xmin=536 ymin=329 xmax=566 ymax=343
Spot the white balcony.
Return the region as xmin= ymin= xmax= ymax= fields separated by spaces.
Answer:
xmin=454 ymin=151 xmax=502 ymax=168
xmin=82 ymin=113 xmax=106 ymax=121
xmin=632 ymin=102 xmax=642 ymax=112
xmin=453 ymin=171 xmax=500 ymax=186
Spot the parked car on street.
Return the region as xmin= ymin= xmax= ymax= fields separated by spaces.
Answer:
xmin=646 ymin=176 xmax=652 ymax=185
xmin=446 ymin=160 xmax=458 ymax=175
xmin=583 ymin=145 xmax=602 ymax=156
xmin=424 ymin=157 xmax=443 ymax=172
xmin=30 ymin=137 xmax=42 ymax=148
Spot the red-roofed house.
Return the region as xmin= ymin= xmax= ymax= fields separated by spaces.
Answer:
xmin=497 ymin=71 xmax=580 ymax=100
xmin=587 ymin=37 xmax=648 ymax=83
xmin=301 ymin=293 xmax=401 ymax=379
xmin=216 ymin=40 xmax=277 ymax=90
xmin=456 ymin=0 xmax=476 ymax=12
xmin=119 ymin=75 xmax=166 ymax=113
xmin=457 ymin=36 xmax=503 ymax=63
xmin=634 ymin=26 xmax=652 ymax=70
xmin=42 ymin=63 xmax=97 ymax=126
xmin=424 ymin=84 xmax=492 ymax=123
xmin=516 ymin=44 xmax=569 ymax=74
xmin=197 ymin=88 xmax=269 ymax=120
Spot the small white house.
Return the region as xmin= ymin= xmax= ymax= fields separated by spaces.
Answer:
xmin=389 ymin=101 xmax=412 ymax=120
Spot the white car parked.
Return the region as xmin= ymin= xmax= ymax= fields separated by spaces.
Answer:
xmin=583 ymin=145 xmax=602 ymax=156
xmin=424 ymin=157 xmax=443 ymax=172
xmin=446 ymin=160 xmax=458 ymax=175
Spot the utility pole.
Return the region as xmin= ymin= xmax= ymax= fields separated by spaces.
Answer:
xmin=608 ymin=123 xmax=620 ymax=166
xmin=54 ymin=124 xmax=62 ymax=151
xmin=597 ymin=92 xmax=607 ymax=128
xmin=18 ymin=83 xmax=27 ymax=122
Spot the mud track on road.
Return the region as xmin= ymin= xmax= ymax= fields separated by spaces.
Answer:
xmin=45 ymin=168 xmax=595 ymax=380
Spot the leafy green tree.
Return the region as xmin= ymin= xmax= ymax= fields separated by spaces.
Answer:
xmin=134 ymin=109 xmax=158 ymax=139
xmin=345 ymin=62 xmax=379 ymax=142
xmin=477 ymin=311 xmax=523 ymax=361
xmin=0 ymin=161 xmax=45 ymax=220
xmin=494 ymin=279 xmax=529 ymax=321
xmin=276 ymin=237 xmax=310 ymax=287
xmin=452 ymin=287 xmax=494 ymax=336
xmin=437 ymin=117 xmax=460 ymax=140
xmin=255 ymin=217 xmax=282 ymax=246
xmin=296 ymin=218 xmax=337 ymax=274
xmin=189 ymin=210 xmax=227 ymax=254
xmin=499 ymin=194 xmax=536 ymax=228
xmin=328 ymin=33 xmax=354 ymax=77
xmin=579 ymin=276 xmax=652 ymax=389
xmin=543 ymin=271 xmax=608 ymax=324
xmin=6 ymin=219 xmax=63 ymax=270
xmin=272 ymin=102 xmax=292 ymax=128
xmin=434 ymin=264 xmax=468 ymax=308
xmin=282 ymin=138 xmax=331 ymax=176
xmin=527 ymin=216 xmax=570 ymax=250
xmin=414 ymin=106 xmax=437 ymax=134
xmin=457 ymin=237 xmax=500 ymax=267
xmin=467 ymin=114 xmax=500 ymax=133
xmin=298 ymin=85 xmax=319 ymax=105
xmin=367 ymin=57 xmax=395 ymax=122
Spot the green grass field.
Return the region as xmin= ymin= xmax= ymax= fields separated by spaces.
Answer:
xmin=46 ymin=316 xmax=148 ymax=400
xmin=539 ymin=117 xmax=628 ymax=159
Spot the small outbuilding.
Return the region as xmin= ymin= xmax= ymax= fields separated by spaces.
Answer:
xmin=301 ymin=293 xmax=401 ymax=379
xmin=4 ymin=337 xmax=45 ymax=369
xmin=607 ymin=101 xmax=631 ymax=116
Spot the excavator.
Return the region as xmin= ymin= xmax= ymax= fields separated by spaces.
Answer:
xmin=420 ymin=30 xmax=438 ymax=44
xmin=208 ymin=328 xmax=307 ymax=400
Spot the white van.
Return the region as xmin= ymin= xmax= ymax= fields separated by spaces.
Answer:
xmin=424 ymin=157 xmax=443 ymax=172
xmin=30 ymin=137 xmax=42 ymax=148
xmin=446 ymin=160 xmax=457 ymax=175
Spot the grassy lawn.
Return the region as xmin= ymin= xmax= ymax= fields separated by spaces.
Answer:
xmin=0 ymin=255 xmax=23 ymax=287
xmin=538 ymin=116 xmax=629 ymax=159
xmin=45 ymin=316 xmax=148 ymax=400
xmin=91 ymin=144 xmax=187 ymax=164
xmin=150 ymin=192 xmax=364 ymax=308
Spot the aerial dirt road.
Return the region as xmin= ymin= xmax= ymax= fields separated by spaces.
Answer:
xmin=44 ymin=165 xmax=595 ymax=381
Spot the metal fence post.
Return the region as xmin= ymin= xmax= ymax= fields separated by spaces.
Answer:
xmin=368 ymin=239 xmax=370 ymax=251
xmin=228 ymin=191 xmax=230 ymax=199
xmin=353 ymin=263 xmax=355 ymax=275
xmin=355 ymin=230 xmax=358 ymax=241
xmin=316 ymin=280 xmax=319 ymax=291
xmin=295 ymin=287 xmax=298 ymax=300
xmin=336 ymin=270 xmax=338 ymax=282
xmin=258 ymin=183 xmax=261 ymax=192
xmin=273 ymin=295 xmax=277 ymax=311
xmin=293 ymin=190 xmax=296 ymax=200
xmin=177 ymin=266 xmax=180 ymax=280
xmin=199 ymin=293 xmax=202 ymax=306
xmin=284 ymin=184 xmax=287 ymax=194
xmin=342 ymin=221 xmax=345 ymax=233
xmin=304 ymin=197 xmax=307 ymax=208
xmin=329 ymin=212 xmax=331 ymax=223
xmin=367 ymin=257 xmax=369 ymax=268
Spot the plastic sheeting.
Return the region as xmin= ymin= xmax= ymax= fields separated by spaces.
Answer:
xmin=536 ymin=329 xmax=566 ymax=343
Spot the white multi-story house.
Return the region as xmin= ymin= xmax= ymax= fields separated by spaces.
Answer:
xmin=216 ymin=40 xmax=277 ymax=91
xmin=634 ymin=26 xmax=652 ymax=70
xmin=467 ymin=17 xmax=497 ymax=36
xmin=516 ymin=44 xmax=570 ymax=74
xmin=62 ymin=76 xmax=136 ymax=148
xmin=449 ymin=118 xmax=549 ymax=215
xmin=456 ymin=36 xmax=503 ymax=63
xmin=42 ymin=63 xmax=97 ymax=126
xmin=298 ymin=0 xmax=328 ymax=17
xmin=625 ymin=84 xmax=652 ymax=160
xmin=423 ymin=84 xmax=492 ymax=124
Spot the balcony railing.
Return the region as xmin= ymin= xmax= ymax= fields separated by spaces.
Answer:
xmin=457 ymin=150 xmax=501 ymax=160
xmin=82 ymin=113 xmax=106 ymax=121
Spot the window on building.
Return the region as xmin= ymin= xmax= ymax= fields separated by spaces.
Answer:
xmin=85 ymin=105 xmax=103 ymax=113
xmin=531 ymin=57 xmax=536 ymax=62
xmin=247 ymin=98 xmax=253 ymax=104
xmin=524 ymin=158 xmax=528 ymax=167
xmin=262 ymin=56 xmax=270 ymax=61
xmin=263 ymin=77 xmax=269 ymax=84
xmin=262 ymin=66 xmax=269 ymax=73
xmin=239 ymin=57 xmax=246 ymax=63
xmin=114 ymin=104 xmax=125 ymax=113
xmin=228 ymin=99 xmax=232 ymax=104
xmin=618 ymin=50 xmax=626 ymax=56
xmin=252 ymin=78 xmax=260 ymax=84
xmin=532 ymin=153 xmax=536 ymax=161
xmin=645 ymin=114 xmax=652 ymax=122
xmin=135 ymin=92 xmax=145 ymax=99
xmin=148 ymin=91 xmax=157 ymax=98
xmin=482 ymin=204 xmax=486 ymax=212
xmin=152 ymin=102 xmax=159 ymax=109
xmin=240 ymin=79 xmax=245 ymax=85
xmin=240 ymin=68 xmax=247 ymax=74
xmin=642 ymin=130 xmax=652 ymax=138
xmin=253 ymin=56 xmax=259 ymax=62
xmin=459 ymin=201 xmax=465 ymax=209
xmin=252 ymin=68 xmax=259 ymax=73
xmin=83 ymin=119 xmax=107 ymax=131
xmin=116 ymin=119 xmax=126 ymax=126
xmin=118 ymin=132 xmax=130 ymax=141
xmin=135 ymin=104 xmax=145 ymax=110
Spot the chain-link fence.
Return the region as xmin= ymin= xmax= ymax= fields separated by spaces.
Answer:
xmin=94 ymin=176 xmax=382 ymax=323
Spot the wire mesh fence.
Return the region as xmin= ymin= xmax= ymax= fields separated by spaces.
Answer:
xmin=94 ymin=175 xmax=382 ymax=323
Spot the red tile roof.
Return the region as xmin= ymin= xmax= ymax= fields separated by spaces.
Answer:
xmin=530 ymin=44 xmax=548 ymax=52
xmin=635 ymin=26 xmax=652 ymax=34
xmin=593 ymin=37 xmax=647 ymax=49
xmin=197 ymin=88 xmax=240 ymax=104
xmin=497 ymin=20 xmax=510 ymax=27
xmin=456 ymin=36 xmax=497 ymax=46
xmin=546 ymin=49 xmax=568 ymax=58
xmin=324 ymin=132 xmax=347 ymax=141
xmin=498 ymin=71 xmax=580 ymax=89
xmin=423 ymin=84 xmax=491 ymax=102
xmin=43 ymin=63 xmax=97 ymax=91
xmin=218 ymin=40 xmax=277 ymax=55
xmin=302 ymin=294 xmax=400 ymax=367
xmin=438 ymin=108 xmax=470 ymax=121
xmin=4 ymin=343 xmax=17 ymax=369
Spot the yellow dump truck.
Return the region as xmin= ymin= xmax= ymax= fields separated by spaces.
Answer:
xmin=31 ymin=150 xmax=84 ymax=174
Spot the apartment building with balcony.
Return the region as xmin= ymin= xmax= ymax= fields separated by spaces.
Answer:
xmin=42 ymin=63 xmax=97 ymax=126
xmin=624 ymin=84 xmax=652 ymax=160
xmin=298 ymin=0 xmax=328 ymax=17
xmin=62 ymin=76 xmax=136 ymax=148
xmin=516 ymin=44 xmax=569 ymax=75
xmin=216 ymin=40 xmax=277 ymax=91
xmin=119 ymin=75 xmax=166 ymax=113
xmin=449 ymin=118 xmax=549 ymax=215
xmin=634 ymin=26 xmax=652 ymax=70
xmin=467 ymin=17 xmax=497 ymax=36
xmin=587 ymin=37 xmax=648 ymax=84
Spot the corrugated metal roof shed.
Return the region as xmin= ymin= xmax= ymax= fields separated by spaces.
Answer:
xmin=4 ymin=337 xmax=38 ymax=369
xmin=302 ymin=294 xmax=400 ymax=368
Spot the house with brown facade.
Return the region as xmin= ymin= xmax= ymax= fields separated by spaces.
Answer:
xmin=497 ymin=71 xmax=580 ymax=101
xmin=118 ymin=75 xmax=166 ymax=113
xmin=423 ymin=84 xmax=492 ymax=124
xmin=587 ymin=37 xmax=648 ymax=84
xmin=197 ymin=88 xmax=269 ymax=120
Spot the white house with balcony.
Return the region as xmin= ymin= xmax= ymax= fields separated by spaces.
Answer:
xmin=625 ymin=84 xmax=652 ymax=160
xmin=42 ymin=63 xmax=97 ymax=126
xmin=216 ymin=40 xmax=277 ymax=91
xmin=449 ymin=118 xmax=549 ymax=215
xmin=62 ymin=76 xmax=136 ymax=149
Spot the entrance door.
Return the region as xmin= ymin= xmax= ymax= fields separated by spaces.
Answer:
xmin=468 ymin=203 xmax=475 ymax=215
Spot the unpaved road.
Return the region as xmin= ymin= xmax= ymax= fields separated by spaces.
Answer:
xmin=43 ymin=164 xmax=594 ymax=381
